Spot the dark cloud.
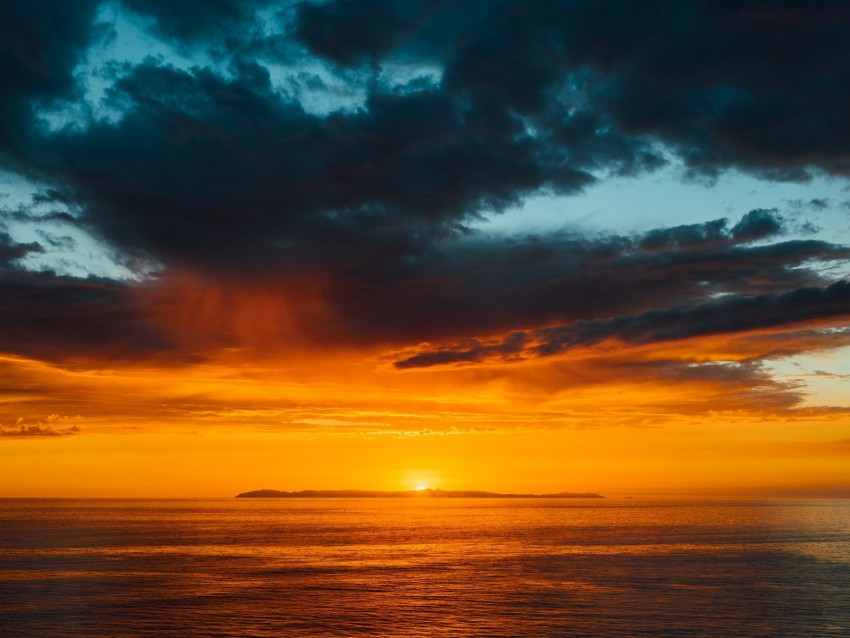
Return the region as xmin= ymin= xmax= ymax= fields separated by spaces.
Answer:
xmin=730 ymin=209 xmax=784 ymax=243
xmin=0 ymin=270 xmax=174 ymax=363
xmin=3 ymin=0 xmax=847 ymax=282
xmin=0 ymin=0 xmax=848 ymax=370
xmin=634 ymin=209 xmax=787 ymax=252
xmin=120 ymin=0 xmax=272 ymax=44
xmin=295 ymin=0 xmax=417 ymax=67
xmin=0 ymin=1 xmax=100 ymax=153
xmin=295 ymin=0 xmax=850 ymax=179
xmin=0 ymin=232 xmax=42 ymax=267
xmin=38 ymin=57 xmax=602 ymax=276
xmin=0 ymin=208 xmax=844 ymax=364
xmin=395 ymin=280 xmax=850 ymax=369
xmin=322 ymin=218 xmax=845 ymax=347
xmin=560 ymin=1 xmax=850 ymax=179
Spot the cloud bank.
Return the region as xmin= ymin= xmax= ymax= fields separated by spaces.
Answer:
xmin=0 ymin=0 xmax=848 ymax=423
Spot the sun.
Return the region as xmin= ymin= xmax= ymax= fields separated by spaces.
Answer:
xmin=403 ymin=470 xmax=440 ymax=492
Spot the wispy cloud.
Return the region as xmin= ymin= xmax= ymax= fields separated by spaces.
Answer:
xmin=0 ymin=423 xmax=80 ymax=437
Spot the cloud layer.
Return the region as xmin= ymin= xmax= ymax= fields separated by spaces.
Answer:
xmin=0 ymin=0 xmax=848 ymax=425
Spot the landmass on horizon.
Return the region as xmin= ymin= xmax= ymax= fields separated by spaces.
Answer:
xmin=236 ymin=489 xmax=604 ymax=498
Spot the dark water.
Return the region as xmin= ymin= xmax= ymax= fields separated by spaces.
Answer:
xmin=1 ymin=499 xmax=848 ymax=637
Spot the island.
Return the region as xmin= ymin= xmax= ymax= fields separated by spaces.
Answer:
xmin=236 ymin=489 xmax=604 ymax=498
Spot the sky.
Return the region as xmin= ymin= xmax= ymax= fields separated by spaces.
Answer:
xmin=2 ymin=0 xmax=850 ymax=497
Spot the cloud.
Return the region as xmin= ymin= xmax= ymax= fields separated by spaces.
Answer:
xmin=0 ymin=1 xmax=846 ymax=290
xmin=0 ymin=0 xmax=847 ymax=382
xmin=0 ymin=1 xmax=100 ymax=152
xmin=0 ymin=232 xmax=42 ymax=267
xmin=120 ymin=0 xmax=272 ymax=44
xmin=0 ymin=270 xmax=174 ymax=363
xmin=323 ymin=216 xmax=843 ymax=347
xmin=0 ymin=206 xmax=844 ymax=365
xmin=0 ymin=423 xmax=80 ymax=437
xmin=394 ymin=280 xmax=850 ymax=369
xmin=294 ymin=0 xmax=850 ymax=179
xmin=295 ymin=0 xmax=417 ymax=67
xmin=730 ymin=209 xmax=784 ymax=243
xmin=27 ymin=56 xmax=606 ymax=279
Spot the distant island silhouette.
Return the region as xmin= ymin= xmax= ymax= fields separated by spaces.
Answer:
xmin=236 ymin=489 xmax=604 ymax=498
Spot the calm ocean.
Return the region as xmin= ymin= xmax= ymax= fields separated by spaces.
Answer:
xmin=1 ymin=498 xmax=848 ymax=637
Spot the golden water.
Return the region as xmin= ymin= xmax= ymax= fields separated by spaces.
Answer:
xmin=2 ymin=498 xmax=848 ymax=636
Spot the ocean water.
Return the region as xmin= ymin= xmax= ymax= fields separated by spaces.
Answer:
xmin=1 ymin=499 xmax=848 ymax=637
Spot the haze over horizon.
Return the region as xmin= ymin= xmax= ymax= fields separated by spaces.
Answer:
xmin=2 ymin=1 xmax=850 ymax=498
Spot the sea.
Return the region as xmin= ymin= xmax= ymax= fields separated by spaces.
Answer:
xmin=1 ymin=498 xmax=848 ymax=637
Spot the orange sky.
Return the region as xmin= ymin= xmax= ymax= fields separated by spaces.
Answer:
xmin=3 ymin=316 xmax=849 ymax=497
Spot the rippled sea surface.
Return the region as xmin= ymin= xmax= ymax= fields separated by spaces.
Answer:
xmin=1 ymin=498 xmax=849 ymax=637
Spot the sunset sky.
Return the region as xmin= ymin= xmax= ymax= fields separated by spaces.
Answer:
xmin=2 ymin=1 xmax=850 ymax=497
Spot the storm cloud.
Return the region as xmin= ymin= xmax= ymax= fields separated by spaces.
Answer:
xmin=394 ymin=280 xmax=850 ymax=369
xmin=0 ymin=0 xmax=849 ymax=372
